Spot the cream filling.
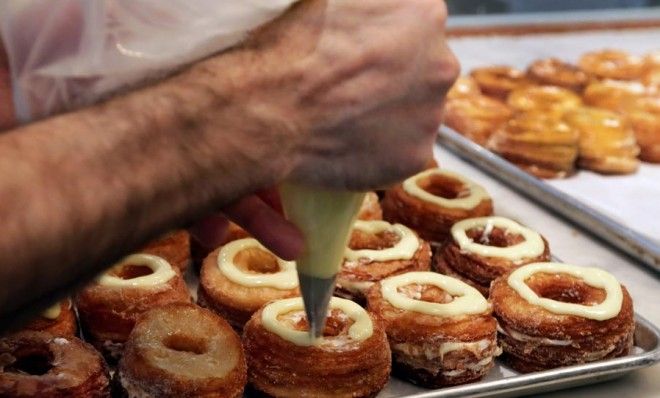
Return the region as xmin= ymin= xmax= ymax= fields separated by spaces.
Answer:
xmin=497 ymin=324 xmax=572 ymax=346
xmin=261 ymin=297 xmax=373 ymax=347
xmin=217 ymin=238 xmax=298 ymax=289
xmin=381 ymin=272 xmax=489 ymax=317
xmin=451 ymin=216 xmax=545 ymax=261
xmin=97 ymin=254 xmax=176 ymax=288
xmin=507 ymin=262 xmax=623 ymax=321
xmin=402 ymin=168 xmax=490 ymax=210
xmin=344 ymin=220 xmax=419 ymax=262
xmin=393 ymin=338 xmax=492 ymax=361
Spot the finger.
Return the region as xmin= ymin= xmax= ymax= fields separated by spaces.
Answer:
xmin=223 ymin=195 xmax=304 ymax=261
xmin=189 ymin=214 xmax=230 ymax=251
xmin=255 ymin=187 xmax=284 ymax=214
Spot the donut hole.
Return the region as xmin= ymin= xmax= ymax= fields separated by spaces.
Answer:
xmin=5 ymin=347 xmax=53 ymax=376
xmin=398 ymin=284 xmax=454 ymax=304
xmin=349 ymin=229 xmax=400 ymax=251
xmin=234 ymin=247 xmax=280 ymax=274
xmin=417 ymin=174 xmax=469 ymax=200
xmin=163 ymin=333 xmax=208 ymax=355
xmin=112 ymin=264 xmax=154 ymax=280
xmin=467 ymin=227 xmax=524 ymax=247
xmin=528 ymin=274 xmax=606 ymax=305
xmin=282 ymin=309 xmax=354 ymax=337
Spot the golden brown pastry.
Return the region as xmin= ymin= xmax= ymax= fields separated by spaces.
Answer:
xmin=433 ymin=216 xmax=550 ymax=296
xmin=0 ymin=331 xmax=110 ymax=397
xmin=367 ymin=272 xmax=500 ymax=387
xmin=527 ymin=58 xmax=589 ymax=92
xmin=488 ymin=112 xmax=579 ymax=179
xmin=564 ymin=107 xmax=640 ymax=174
xmin=626 ymin=96 xmax=660 ymax=163
xmin=243 ymin=297 xmax=391 ymax=398
xmin=507 ymin=85 xmax=582 ymax=118
xmin=197 ymin=238 xmax=299 ymax=330
xmin=444 ymin=94 xmax=513 ymax=145
xmin=447 ymin=76 xmax=482 ymax=99
xmin=579 ymin=49 xmax=644 ymax=81
xmin=19 ymin=299 xmax=77 ymax=337
xmin=117 ymin=303 xmax=247 ymax=398
xmin=76 ymin=254 xmax=190 ymax=360
xmin=141 ymin=230 xmax=191 ymax=273
xmin=382 ymin=168 xmax=493 ymax=243
xmin=336 ymin=220 xmax=432 ymax=302
xmin=583 ymin=79 xmax=651 ymax=112
xmin=491 ymin=262 xmax=634 ymax=372
xmin=471 ymin=66 xmax=530 ymax=101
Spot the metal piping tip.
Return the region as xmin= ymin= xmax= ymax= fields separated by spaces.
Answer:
xmin=298 ymin=273 xmax=337 ymax=338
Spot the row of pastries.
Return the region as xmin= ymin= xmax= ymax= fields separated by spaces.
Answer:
xmin=0 ymin=169 xmax=635 ymax=397
xmin=444 ymin=49 xmax=660 ymax=178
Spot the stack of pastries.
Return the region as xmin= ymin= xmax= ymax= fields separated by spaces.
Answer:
xmin=0 ymin=171 xmax=637 ymax=397
xmin=444 ymin=48 xmax=660 ymax=178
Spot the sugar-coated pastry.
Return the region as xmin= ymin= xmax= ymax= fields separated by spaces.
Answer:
xmin=444 ymin=94 xmax=513 ymax=145
xmin=76 ymin=254 xmax=190 ymax=360
xmin=507 ymin=85 xmax=582 ymax=118
xmin=527 ymin=58 xmax=589 ymax=92
xmin=579 ymin=49 xmax=643 ymax=81
xmin=141 ymin=230 xmax=191 ymax=273
xmin=471 ymin=66 xmax=530 ymax=101
xmin=382 ymin=168 xmax=493 ymax=243
xmin=488 ymin=112 xmax=579 ymax=178
xmin=583 ymin=80 xmax=651 ymax=112
xmin=117 ymin=304 xmax=246 ymax=398
xmin=367 ymin=272 xmax=500 ymax=387
xmin=564 ymin=107 xmax=640 ymax=174
xmin=447 ymin=76 xmax=482 ymax=99
xmin=336 ymin=220 xmax=432 ymax=302
xmin=433 ymin=216 xmax=550 ymax=295
xmin=198 ymin=238 xmax=299 ymax=330
xmin=625 ymin=97 xmax=660 ymax=163
xmin=491 ymin=262 xmax=634 ymax=372
xmin=0 ymin=332 xmax=110 ymax=397
xmin=243 ymin=297 xmax=391 ymax=398
xmin=357 ymin=191 xmax=383 ymax=221
xmin=19 ymin=299 xmax=77 ymax=337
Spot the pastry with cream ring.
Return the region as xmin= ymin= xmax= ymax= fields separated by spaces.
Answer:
xmin=367 ymin=272 xmax=499 ymax=387
xmin=433 ymin=217 xmax=550 ymax=296
xmin=471 ymin=66 xmax=530 ymax=101
xmin=490 ymin=262 xmax=634 ymax=372
xmin=336 ymin=220 xmax=431 ymax=303
xmin=527 ymin=58 xmax=589 ymax=92
xmin=141 ymin=230 xmax=191 ymax=273
xmin=0 ymin=331 xmax=110 ymax=397
xmin=487 ymin=112 xmax=579 ymax=179
xmin=117 ymin=303 xmax=247 ymax=398
xmin=382 ymin=168 xmax=493 ymax=243
xmin=19 ymin=299 xmax=77 ymax=337
xmin=243 ymin=297 xmax=391 ymax=398
xmin=443 ymin=94 xmax=513 ymax=145
xmin=564 ymin=107 xmax=640 ymax=174
xmin=579 ymin=49 xmax=643 ymax=81
xmin=76 ymin=254 xmax=190 ymax=360
xmin=197 ymin=238 xmax=300 ymax=330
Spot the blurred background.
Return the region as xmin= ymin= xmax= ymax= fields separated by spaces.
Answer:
xmin=446 ymin=0 xmax=660 ymax=15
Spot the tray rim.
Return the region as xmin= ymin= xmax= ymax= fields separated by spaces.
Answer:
xmin=395 ymin=313 xmax=660 ymax=398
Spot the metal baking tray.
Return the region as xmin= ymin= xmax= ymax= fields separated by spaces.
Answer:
xmin=375 ymin=314 xmax=660 ymax=398
xmin=436 ymin=127 xmax=660 ymax=273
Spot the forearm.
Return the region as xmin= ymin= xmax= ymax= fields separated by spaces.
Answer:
xmin=0 ymin=47 xmax=297 ymax=323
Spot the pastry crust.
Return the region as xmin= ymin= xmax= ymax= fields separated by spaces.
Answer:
xmin=76 ymin=256 xmax=190 ymax=360
xmin=20 ymin=299 xmax=77 ymax=337
xmin=336 ymin=222 xmax=432 ymax=303
xmin=507 ymin=85 xmax=582 ymax=118
xmin=141 ymin=230 xmax=191 ymax=273
xmin=117 ymin=304 xmax=246 ymax=398
xmin=243 ymin=299 xmax=391 ymax=398
xmin=447 ymin=76 xmax=482 ymax=99
xmin=471 ymin=66 xmax=530 ymax=101
xmin=434 ymin=225 xmax=550 ymax=296
xmin=382 ymin=170 xmax=493 ymax=243
xmin=0 ymin=332 xmax=110 ymax=397
xmin=564 ymin=107 xmax=640 ymax=174
xmin=366 ymin=274 xmax=499 ymax=387
xmin=527 ymin=58 xmax=589 ymax=92
xmin=490 ymin=268 xmax=634 ymax=372
xmin=198 ymin=242 xmax=299 ymax=330
xmin=579 ymin=49 xmax=644 ymax=81
xmin=444 ymin=94 xmax=513 ymax=145
xmin=488 ymin=112 xmax=579 ymax=179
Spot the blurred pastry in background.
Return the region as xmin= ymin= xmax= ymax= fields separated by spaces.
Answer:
xmin=471 ymin=66 xmax=531 ymax=101
xmin=507 ymin=85 xmax=582 ymax=118
xmin=527 ymin=58 xmax=589 ymax=92
xmin=579 ymin=49 xmax=643 ymax=81
xmin=444 ymin=94 xmax=513 ymax=145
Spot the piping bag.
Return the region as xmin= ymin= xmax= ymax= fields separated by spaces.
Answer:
xmin=279 ymin=183 xmax=365 ymax=339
